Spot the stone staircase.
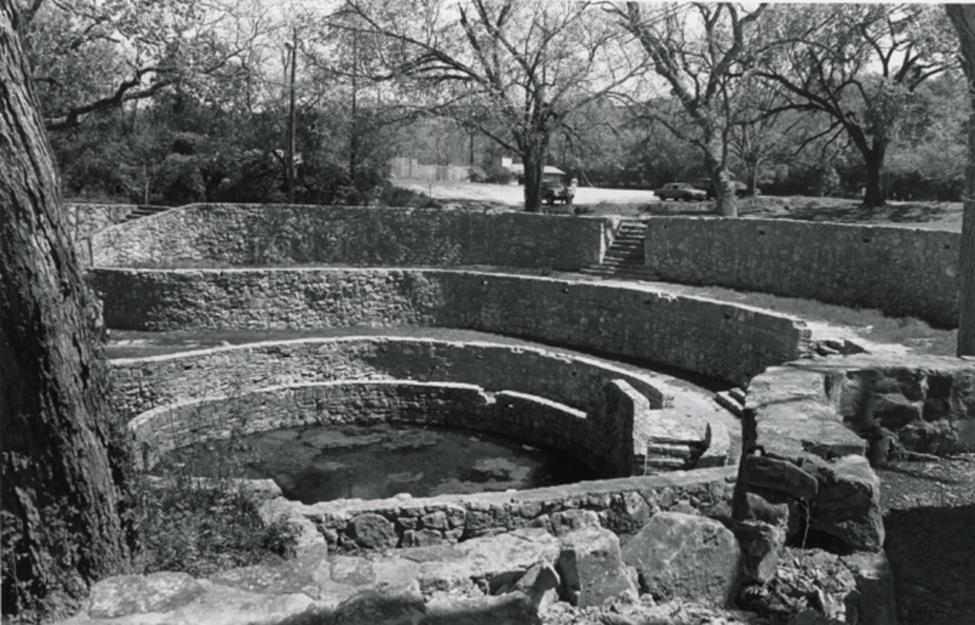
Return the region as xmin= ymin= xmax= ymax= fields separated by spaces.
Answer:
xmin=714 ymin=387 xmax=747 ymax=418
xmin=580 ymin=220 xmax=659 ymax=282
xmin=124 ymin=205 xmax=171 ymax=222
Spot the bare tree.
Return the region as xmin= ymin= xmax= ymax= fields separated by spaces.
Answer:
xmin=20 ymin=0 xmax=272 ymax=130
xmin=946 ymin=4 xmax=975 ymax=356
xmin=756 ymin=4 xmax=955 ymax=208
xmin=1 ymin=0 xmax=133 ymax=620
xmin=618 ymin=2 xmax=766 ymax=217
xmin=341 ymin=0 xmax=644 ymax=212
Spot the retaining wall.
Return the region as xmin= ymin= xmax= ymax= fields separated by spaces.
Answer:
xmin=65 ymin=203 xmax=134 ymax=263
xmin=94 ymin=268 xmax=812 ymax=384
xmin=131 ymin=380 xmax=647 ymax=479
xmin=91 ymin=204 xmax=611 ymax=270
xmin=643 ymin=217 xmax=959 ymax=327
xmin=108 ymin=337 xmax=675 ymax=418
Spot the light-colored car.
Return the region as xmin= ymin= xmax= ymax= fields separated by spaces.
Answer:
xmin=657 ymin=182 xmax=707 ymax=201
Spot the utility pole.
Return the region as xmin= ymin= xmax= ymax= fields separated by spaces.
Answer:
xmin=286 ymin=27 xmax=298 ymax=204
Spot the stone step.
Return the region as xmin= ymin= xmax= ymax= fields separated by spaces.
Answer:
xmin=644 ymin=456 xmax=690 ymax=471
xmin=728 ymin=387 xmax=747 ymax=403
xmin=646 ymin=443 xmax=697 ymax=459
xmin=714 ymin=391 xmax=743 ymax=417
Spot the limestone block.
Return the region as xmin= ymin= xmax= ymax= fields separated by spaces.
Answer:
xmin=550 ymin=509 xmax=601 ymax=536
xmin=87 ymin=572 xmax=205 ymax=618
xmin=621 ymin=511 xmax=741 ymax=607
xmin=423 ymin=591 xmax=540 ymax=625
xmin=734 ymin=520 xmax=785 ymax=584
xmin=208 ymin=544 xmax=328 ymax=599
xmin=333 ymin=584 xmax=426 ymax=625
xmin=350 ymin=512 xmax=397 ymax=549
xmin=797 ymin=454 xmax=884 ymax=552
xmin=513 ymin=563 xmax=560 ymax=611
xmin=557 ymin=527 xmax=638 ymax=607
xmin=402 ymin=529 xmax=444 ymax=548
xmin=742 ymin=455 xmax=819 ymax=501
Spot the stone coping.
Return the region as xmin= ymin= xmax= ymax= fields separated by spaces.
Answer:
xmin=92 ymin=267 xmax=812 ymax=384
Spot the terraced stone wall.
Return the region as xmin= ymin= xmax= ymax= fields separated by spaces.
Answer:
xmin=108 ymin=337 xmax=669 ymax=419
xmin=130 ymin=380 xmax=647 ymax=478
xmin=93 ymin=268 xmax=811 ymax=384
xmin=643 ymin=217 xmax=959 ymax=327
xmin=91 ymin=204 xmax=611 ymax=270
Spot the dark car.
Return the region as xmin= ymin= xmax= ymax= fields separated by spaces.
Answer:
xmin=542 ymin=173 xmax=576 ymax=205
xmin=656 ymin=182 xmax=707 ymax=201
xmin=692 ymin=178 xmax=755 ymax=198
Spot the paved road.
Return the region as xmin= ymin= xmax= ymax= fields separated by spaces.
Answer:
xmin=396 ymin=180 xmax=660 ymax=206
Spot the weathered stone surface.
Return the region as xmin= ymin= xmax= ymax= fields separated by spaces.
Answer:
xmin=734 ymin=520 xmax=784 ymax=584
xmin=742 ymin=455 xmax=819 ymax=501
xmin=209 ymin=544 xmax=327 ymax=599
xmin=871 ymin=392 xmax=923 ymax=429
xmin=423 ymin=591 xmax=540 ymax=625
xmin=621 ymin=512 xmax=741 ymax=607
xmin=550 ymin=509 xmax=601 ymax=535
xmin=87 ymin=572 xmax=205 ymax=618
xmin=512 ymin=563 xmax=560 ymax=611
xmin=797 ymin=454 xmax=884 ymax=552
xmin=350 ymin=513 xmax=398 ymax=549
xmin=402 ymin=529 xmax=444 ymax=548
xmin=557 ymin=527 xmax=637 ymax=608
xmin=333 ymin=584 xmax=426 ymax=625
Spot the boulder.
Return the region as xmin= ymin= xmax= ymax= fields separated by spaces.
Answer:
xmin=513 ymin=563 xmax=560 ymax=611
xmin=742 ymin=455 xmax=818 ymax=501
xmin=349 ymin=513 xmax=398 ymax=549
xmin=423 ymin=591 xmax=540 ymax=625
xmin=734 ymin=520 xmax=784 ymax=584
xmin=797 ymin=454 xmax=884 ymax=552
xmin=841 ymin=551 xmax=897 ymax=625
xmin=550 ymin=509 xmax=601 ymax=535
xmin=333 ymin=584 xmax=426 ymax=625
xmin=557 ymin=527 xmax=638 ymax=607
xmin=621 ymin=511 xmax=741 ymax=607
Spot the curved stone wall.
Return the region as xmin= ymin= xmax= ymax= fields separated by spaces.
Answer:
xmin=643 ymin=216 xmax=959 ymax=327
xmin=91 ymin=204 xmax=613 ymax=271
xmin=94 ymin=268 xmax=811 ymax=384
xmin=131 ymin=380 xmax=647 ymax=479
xmin=109 ymin=337 xmax=673 ymax=414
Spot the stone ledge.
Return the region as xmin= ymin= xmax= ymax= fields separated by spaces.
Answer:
xmin=92 ymin=267 xmax=812 ymax=384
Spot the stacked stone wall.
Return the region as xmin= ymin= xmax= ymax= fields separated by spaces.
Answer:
xmin=94 ymin=268 xmax=811 ymax=384
xmin=108 ymin=337 xmax=668 ymax=419
xmin=130 ymin=380 xmax=645 ymax=478
xmin=91 ymin=204 xmax=610 ymax=270
xmin=643 ymin=217 xmax=959 ymax=327
xmin=65 ymin=203 xmax=134 ymax=263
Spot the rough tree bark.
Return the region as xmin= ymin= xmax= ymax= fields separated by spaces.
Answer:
xmin=1 ymin=0 xmax=131 ymax=619
xmin=947 ymin=5 xmax=975 ymax=356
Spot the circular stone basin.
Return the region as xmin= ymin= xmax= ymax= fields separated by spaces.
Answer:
xmin=155 ymin=422 xmax=596 ymax=504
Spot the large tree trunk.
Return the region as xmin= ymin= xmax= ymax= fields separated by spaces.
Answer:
xmin=947 ymin=5 xmax=975 ymax=356
xmin=862 ymin=143 xmax=888 ymax=209
xmin=1 ymin=2 xmax=131 ymax=620
xmin=705 ymin=149 xmax=738 ymax=218
xmin=520 ymin=135 xmax=547 ymax=213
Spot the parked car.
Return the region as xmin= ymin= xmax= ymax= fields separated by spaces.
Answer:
xmin=692 ymin=178 xmax=755 ymax=198
xmin=656 ymin=182 xmax=707 ymax=201
xmin=541 ymin=173 xmax=576 ymax=205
